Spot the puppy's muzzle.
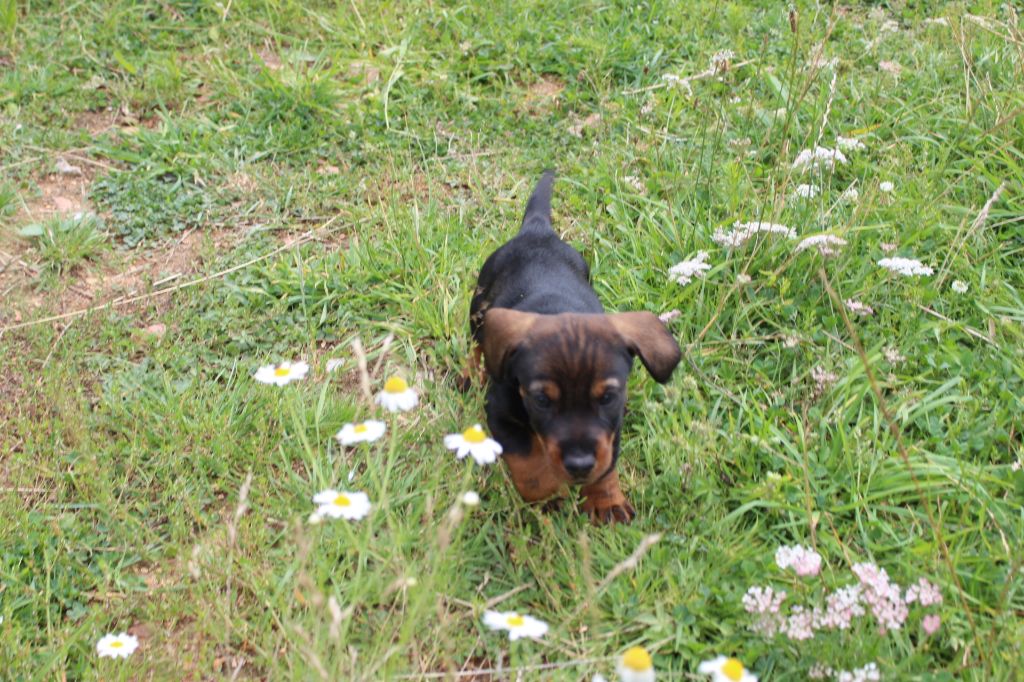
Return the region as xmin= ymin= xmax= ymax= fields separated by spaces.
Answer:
xmin=562 ymin=445 xmax=596 ymax=480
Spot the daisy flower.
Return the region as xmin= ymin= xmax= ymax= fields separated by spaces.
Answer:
xmin=253 ymin=360 xmax=309 ymax=386
xmin=375 ymin=376 xmax=418 ymax=412
xmin=668 ymin=251 xmax=712 ymax=286
xmin=482 ymin=610 xmax=548 ymax=641
xmin=445 ymin=424 xmax=503 ymax=465
xmin=879 ymin=180 xmax=895 ymax=193
xmin=616 ymin=646 xmax=656 ymax=682
xmin=698 ymin=656 xmax=757 ymax=682
xmin=312 ymin=489 xmax=372 ymax=520
xmin=336 ymin=420 xmax=386 ymax=446
xmin=96 ymin=632 xmax=139 ymax=659
xmin=878 ymin=257 xmax=933 ymax=277
xmin=951 ymin=280 xmax=968 ymax=294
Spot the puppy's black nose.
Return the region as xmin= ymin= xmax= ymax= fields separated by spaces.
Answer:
xmin=563 ymin=449 xmax=595 ymax=479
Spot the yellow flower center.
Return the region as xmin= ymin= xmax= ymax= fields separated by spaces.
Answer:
xmin=506 ymin=615 xmax=525 ymax=627
xmin=110 ymin=641 xmax=124 ymax=649
xmin=622 ymin=646 xmax=652 ymax=672
xmin=463 ymin=425 xmax=487 ymax=443
xmin=354 ymin=423 xmax=368 ymax=434
xmin=384 ymin=376 xmax=408 ymax=394
xmin=274 ymin=366 xmax=291 ymax=377
xmin=333 ymin=494 xmax=351 ymax=507
xmin=722 ymin=658 xmax=745 ymax=682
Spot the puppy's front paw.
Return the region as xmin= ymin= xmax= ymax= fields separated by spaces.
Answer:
xmin=580 ymin=471 xmax=635 ymax=525
xmin=582 ymin=495 xmax=636 ymax=524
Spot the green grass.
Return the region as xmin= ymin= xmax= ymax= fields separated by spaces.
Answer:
xmin=2 ymin=1 xmax=1023 ymax=679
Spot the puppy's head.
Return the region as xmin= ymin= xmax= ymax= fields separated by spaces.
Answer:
xmin=482 ymin=310 xmax=680 ymax=485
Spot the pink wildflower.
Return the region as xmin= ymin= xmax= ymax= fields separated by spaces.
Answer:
xmin=922 ymin=613 xmax=942 ymax=635
xmin=852 ymin=562 xmax=908 ymax=631
xmin=905 ymin=578 xmax=943 ymax=607
xmin=785 ymin=605 xmax=816 ymax=641
xmin=743 ymin=585 xmax=787 ymax=636
xmin=775 ymin=545 xmax=823 ymax=577
xmin=817 ymin=585 xmax=865 ymax=630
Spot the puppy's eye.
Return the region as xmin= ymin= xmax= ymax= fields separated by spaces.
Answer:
xmin=598 ymin=390 xmax=618 ymax=406
xmin=532 ymin=392 xmax=552 ymax=409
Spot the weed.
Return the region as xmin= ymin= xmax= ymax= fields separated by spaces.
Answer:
xmin=18 ymin=213 xmax=107 ymax=274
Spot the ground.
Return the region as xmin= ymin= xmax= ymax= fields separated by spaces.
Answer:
xmin=1 ymin=1 xmax=1023 ymax=680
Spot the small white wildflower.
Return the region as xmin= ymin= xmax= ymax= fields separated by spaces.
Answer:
xmin=668 ymin=251 xmax=712 ymax=286
xmin=792 ymin=146 xmax=848 ymax=171
xmin=736 ymin=273 xmax=752 ymax=285
xmin=879 ymin=257 xmax=933 ymax=277
xmin=96 ymin=633 xmax=139 ymax=659
xmin=375 ymin=376 xmax=418 ymax=412
xmin=951 ymin=280 xmax=969 ymax=294
xmin=837 ymin=136 xmax=866 ymax=152
xmin=325 ymin=358 xmax=345 ymax=373
xmin=1011 ymin=459 xmax=1021 ymax=472
xmin=795 ymin=234 xmax=847 ymax=256
xmin=840 ymin=186 xmax=860 ymax=203
xmin=794 ymin=183 xmax=819 ymax=199
xmin=482 ymin=610 xmax=548 ymax=641
xmin=698 ymin=656 xmax=757 ymax=682
xmin=459 ymin=491 xmax=481 ymax=507
xmin=710 ymin=49 xmax=736 ymax=73
xmin=335 ymin=420 xmax=386 ymax=446
xmin=880 ymin=241 xmax=897 ymax=253
xmin=253 ymin=360 xmax=310 ymax=386
xmin=883 ymin=347 xmax=906 ymax=364
xmin=444 ymin=424 xmax=503 ymax=465
xmin=617 ymin=646 xmax=656 ymax=682
xmin=879 ymin=181 xmax=895 ymax=193
xmin=713 ymin=221 xmax=795 ymax=248
xmin=624 ymin=175 xmax=646 ymax=194
xmin=312 ymin=489 xmax=372 ymax=520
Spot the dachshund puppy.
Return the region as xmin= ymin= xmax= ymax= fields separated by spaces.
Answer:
xmin=468 ymin=171 xmax=681 ymax=523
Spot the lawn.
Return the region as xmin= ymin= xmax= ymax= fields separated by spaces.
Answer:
xmin=1 ymin=0 xmax=1022 ymax=679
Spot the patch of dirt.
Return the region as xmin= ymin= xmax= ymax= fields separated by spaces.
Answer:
xmin=519 ymin=76 xmax=565 ymax=116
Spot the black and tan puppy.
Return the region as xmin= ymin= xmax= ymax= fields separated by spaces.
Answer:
xmin=468 ymin=171 xmax=681 ymax=523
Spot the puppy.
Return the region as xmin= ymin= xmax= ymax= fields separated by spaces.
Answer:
xmin=469 ymin=171 xmax=681 ymax=523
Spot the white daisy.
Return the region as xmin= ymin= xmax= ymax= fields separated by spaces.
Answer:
xmin=836 ymin=136 xmax=866 ymax=152
xmin=253 ymin=360 xmax=310 ymax=386
xmin=616 ymin=646 xmax=656 ymax=682
xmin=312 ymin=489 xmax=372 ymax=520
xmin=879 ymin=180 xmax=895 ymax=193
xmin=712 ymin=221 xmax=795 ymax=248
xmin=459 ymin=491 xmax=481 ymax=507
xmin=335 ymin=420 xmax=386 ymax=446
xmin=795 ymin=234 xmax=847 ymax=256
xmin=878 ymin=257 xmax=933 ymax=277
xmin=792 ymin=146 xmax=848 ymax=171
xmin=375 ymin=376 xmax=418 ymax=412
xmin=698 ymin=656 xmax=757 ymax=682
xmin=794 ymin=183 xmax=819 ymax=199
xmin=482 ymin=610 xmax=548 ymax=641
xmin=444 ymin=424 xmax=503 ymax=465
xmin=668 ymin=251 xmax=712 ymax=286
xmin=96 ymin=632 xmax=139 ymax=659
xmin=951 ymin=280 xmax=969 ymax=294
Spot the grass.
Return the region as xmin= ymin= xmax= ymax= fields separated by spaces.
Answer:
xmin=1 ymin=0 xmax=1023 ymax=679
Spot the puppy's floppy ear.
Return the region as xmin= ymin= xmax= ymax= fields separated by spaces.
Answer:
xmin=608 ymin=312 xmax=681 ymax=383
xmin=482 ymin=308 xmax=538 ymax=382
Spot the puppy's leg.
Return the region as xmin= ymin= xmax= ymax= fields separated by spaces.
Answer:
xmin=503 ymin=434 xmax=567 ymax=503
xmin=581 ymin=470 xmax=635 ymax=524
xmin=456 ymin=344 xmax=486 ymax=393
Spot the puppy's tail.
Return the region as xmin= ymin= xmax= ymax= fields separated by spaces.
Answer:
xmin=519 ymin=170 xmax=556 ymax=234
